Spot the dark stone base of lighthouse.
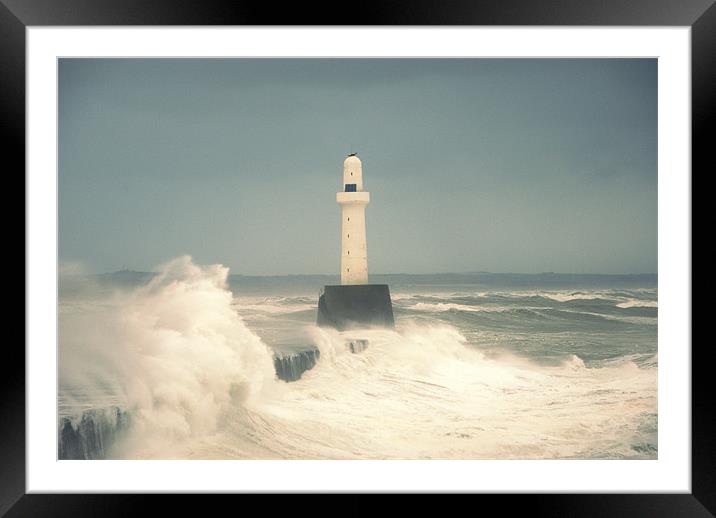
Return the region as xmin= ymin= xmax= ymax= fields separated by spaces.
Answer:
xmin=317 ymin=284 xmax=395 ymax=331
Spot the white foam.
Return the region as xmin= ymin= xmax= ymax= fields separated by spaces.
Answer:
xmin=541 ymin=292 xmax=607 ymax=302
xmin=410 ymin=302 xmax=511 ymax=313
xmin=616 ymin=299 xmax=658 ymax=308
xmin=202 ymin=324 xmax=657 ymax=460
xmin=232 ymin=302 xmax=315 ymax=315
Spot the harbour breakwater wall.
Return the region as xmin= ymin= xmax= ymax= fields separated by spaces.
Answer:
xmin=59 ymin=407 xmax=131 ymax=460
xmin=273 ymin=347 xmax=321 ymax=382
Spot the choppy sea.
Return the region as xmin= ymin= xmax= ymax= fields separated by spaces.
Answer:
xmin=59 ymin=260 xmax=657 ymax=460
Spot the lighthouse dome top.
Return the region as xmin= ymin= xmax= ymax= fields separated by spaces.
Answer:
xmin=342 ymin=153 xmax=364 ymax=190
xmin=344 ymin=154 xmax=362 ymax=167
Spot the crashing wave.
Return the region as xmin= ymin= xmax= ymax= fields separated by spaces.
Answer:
xmin=59 ymin=345 xmax=324 ymax=458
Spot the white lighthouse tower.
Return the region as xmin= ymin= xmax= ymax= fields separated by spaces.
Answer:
xmin=316 ymin=153 xmax=393 ymax=331
xmin=336 ymin=153 xmax=370 ymax=285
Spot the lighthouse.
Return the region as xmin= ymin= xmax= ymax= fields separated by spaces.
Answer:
xmin=337 ymin=154 xmax=369 ymax=285
xmin=316 ymin=153 xmax=394 ymax=331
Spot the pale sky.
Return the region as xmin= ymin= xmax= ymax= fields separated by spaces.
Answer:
xmin=59 ymin=58 xmax=657 ymax=275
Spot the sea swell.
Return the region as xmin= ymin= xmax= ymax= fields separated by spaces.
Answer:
xmin=59 ymin=258 xmax=657 ymax=460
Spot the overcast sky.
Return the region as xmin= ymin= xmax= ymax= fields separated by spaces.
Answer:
xmin=59 ymin=58 xmax=657 ymax=275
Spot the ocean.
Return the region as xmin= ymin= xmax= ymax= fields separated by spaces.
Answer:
xmin=58 ymin=257 xmax=657 ymax=460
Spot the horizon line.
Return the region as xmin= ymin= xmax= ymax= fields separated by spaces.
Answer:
xmin=91 ymin=269 xmax=659 ymax=277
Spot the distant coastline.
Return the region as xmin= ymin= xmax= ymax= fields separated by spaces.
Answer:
xmin=85 ymin=269 xmax=658 ymax=279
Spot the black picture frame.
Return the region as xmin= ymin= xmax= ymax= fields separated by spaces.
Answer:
xmin=4 ymin=0 xmax=709 ymax=514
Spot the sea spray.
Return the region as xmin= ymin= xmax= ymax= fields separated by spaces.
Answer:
xmin=60 ymin=256 xmax=278 ymax=457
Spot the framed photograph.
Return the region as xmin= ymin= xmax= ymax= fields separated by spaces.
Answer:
xmin=6 ymin=0 xmax=709 ymax=513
